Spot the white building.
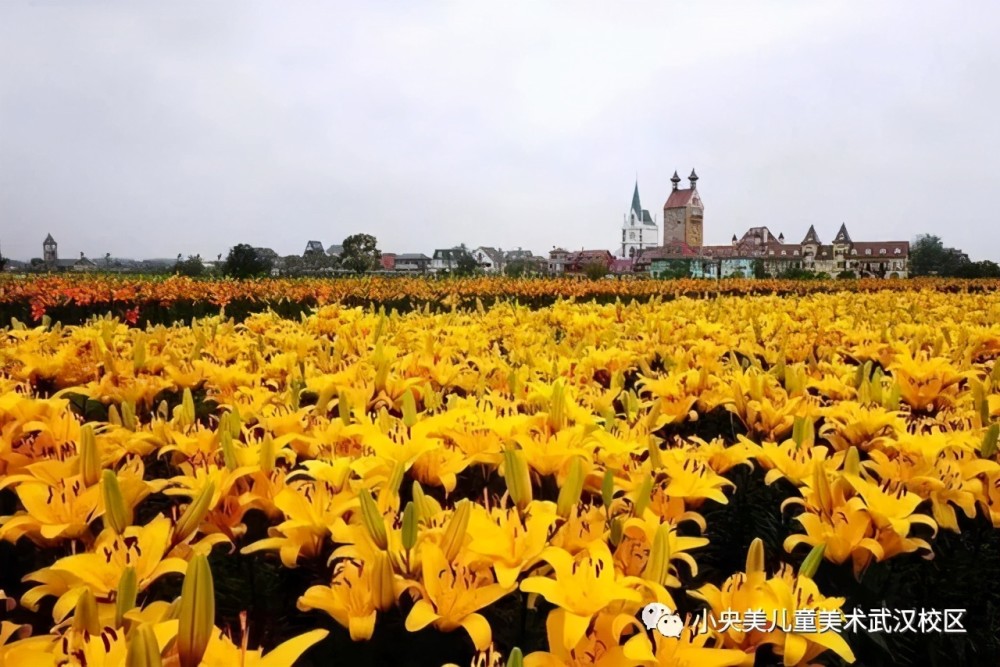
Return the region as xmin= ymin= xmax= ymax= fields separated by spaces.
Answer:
xmin=619 ymin=181 xmax=660 ymax=258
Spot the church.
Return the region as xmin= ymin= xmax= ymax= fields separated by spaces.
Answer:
xmin=618 ymin=181 xmax=660 ymax=258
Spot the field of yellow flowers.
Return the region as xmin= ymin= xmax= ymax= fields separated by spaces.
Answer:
xmin=1 ymin=284 xmax=1000 ymax=666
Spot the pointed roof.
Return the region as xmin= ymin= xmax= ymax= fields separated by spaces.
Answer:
xmin=689 ymin=168 xmax=699 ymax=183
xmin=44 ymin=233 xmax=56 ymax=244
xmin=670 ymin=171 xmax=681 ymax=188
xmin=834 ymin=223 xmax=852 ymax=244
xmin=630 ymin=181 xmax=642 ymax=217
xmin=801 ymin=225 xmax=821 ymax=245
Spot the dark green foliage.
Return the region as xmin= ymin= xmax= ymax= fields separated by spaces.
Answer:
xmin=173 ymin=254 xmax=206 ymax=277
xmin=583 ymin=261 xmax=609 ymax=280
xmin=223 ymin=244 xmax=273 ymax=279
xmin=340 ymin=234 xmax=382 ymax=273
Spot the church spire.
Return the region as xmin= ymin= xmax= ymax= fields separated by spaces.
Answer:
xmin=670 ymin=171 xmax=681 ymax=191
xmin=630 ymin=181 xmax=642 ymax=218
xmin=688 ymin=168 xmax=699 ymax=189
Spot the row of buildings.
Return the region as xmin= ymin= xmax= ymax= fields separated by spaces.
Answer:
xmin=7 ymin=173 xmax=910 ymax=278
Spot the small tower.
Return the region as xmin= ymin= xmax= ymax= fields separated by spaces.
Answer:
xmin=732 ymin=233 xmax=738 ymax=246
xmin=663 ymin=168 xmax=704 ymax=249
xmin=43 ymin=234 xmax=57 ymax=265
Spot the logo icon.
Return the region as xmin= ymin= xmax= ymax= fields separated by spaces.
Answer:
xmin=641 ymin=602 xmax=684 ymax=638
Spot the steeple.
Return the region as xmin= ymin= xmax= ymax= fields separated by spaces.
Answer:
xmin=670 ymin=171 xmax=681 ymax=191
xmin=801 ymin=225 xmax=820 ymax=245
xmin=688 ymin=168 xmax=699 ymax=189
xmin=630 ymin=181 xmax=642 ymax=218
xmin=834 ymin=222 xmax=852 ymax=244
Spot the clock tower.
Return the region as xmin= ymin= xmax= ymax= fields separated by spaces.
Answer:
xmin=663 ymin=169 xmax=704 ymax=249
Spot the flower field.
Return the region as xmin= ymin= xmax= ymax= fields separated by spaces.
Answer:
xmin=1 ymin=284 xmax=1000 ymax=666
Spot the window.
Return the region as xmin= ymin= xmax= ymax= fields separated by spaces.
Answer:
xmin=793 ymin=250 xmax=799 ymax=256
xmin=769 ymin=250 xmax=775 ymax=255
xmin=894 ymin=248 xmax=901 ymax=255
xmin=879 ymin=248 xmax=887 ymax=255
xmin=851 ymin=249 xmax=857 ymax=255
xmin=865 ymin=249 xmax=872 ymax=256
xmin=781 ymin=250 xmax=787 ymax=256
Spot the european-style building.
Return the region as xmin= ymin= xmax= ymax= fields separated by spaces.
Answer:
xmin=636 ymin=171 xmax=909 ymax=278
xmin=619 ymin=182 xmax=660 ymax=259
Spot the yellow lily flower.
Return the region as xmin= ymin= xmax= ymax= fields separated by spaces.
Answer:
xmin=467 ymin=502 xmax=559 ymax=588
xmin=22 ymin=515 xmax=189 ymax=622
xmin=242 ymin=480 xmax=357 ymax=566
xmin=405 ymin=542 xmax=514 ymax=650
xmin=521 ymin=542 xmax=643 ymax=650
xmin=622 ymin=624 xmax=748 ymax=667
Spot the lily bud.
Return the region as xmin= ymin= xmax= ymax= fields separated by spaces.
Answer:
xmin=548 ymin=380 xmax=566 ymax=432
xmin=371 ymin=551 xmax=396 ymax=612
xmin=228 ymin=406 xmax=242 ymax=437
xmin=116 ymin=566 xmax=138 ymax=628
xmin=644 ymin=522 xmax=673 ymax=586
xmin=556 ymin=458 xmax=584 ymax=518
xmin=337 ymin=390 xmax=352 ymax=425
xmin=503 ymin=448 xmax=532 ymax=511
xmin=632 ymin=473 xmax=654 ymax=518
xmin=174 ymin=481 xmax=215 ymax=545
xmin=401 ymin=502 xmax=418 ymax=551
xmin=220 ymin=429 xmax=238 ymax=471
xmin=798 ymin=544 xmax=826 ymax=579
xmin=178 ymin=388 xmax=195 ymax=427
xmin=108 ymin=404 xmax=123 ymax=427
xmin=132 ymin=334 xmax=147 ymax=373
xmin=126 ymin=624 xmax=163 ymax=667
xmin=745 ymin=537 xmax=766 ymax=587
xmin=178 ymin=554 xmax=215 ymax=667
xmin=121 ymin=401 xmax=137 ymax=431
xmin=101 ymin=469 xmax=132 ymax=534
xmin=507 ymin=647 xmax=524 ymax=667
xmin=844 ymin=447 xmax=861 ymax=476
xmin=609 ymin=516 xmax=624 ymax=547
xmin=259 ymin=432 xmax=276 ymax=475
xmin=72 ymin=588 xmax=101 ymax=636
xmin=601 ymin=468 xmax=615 ymax=511
xmin=79 ymin=424 xmax=101 ymax=487
xmin=387 ymin=460 xmax=406 ymax=497
xmin=401 ymin=390 xmax=418 ymax=428
xmin=411 ymin=481 xmax=440 ymax=521
xmin=982 ymin=423 xmax=999 ymax=459
xmin=441 ymin=499 xmax=471 ymax=563
xmin=358 ymin=489 xmax=389 ymax=550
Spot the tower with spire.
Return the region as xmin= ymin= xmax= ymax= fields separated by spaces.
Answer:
xmin=662 ymin=168 xmax=704 ymax=248
xmin=619 ymin=180 xmax=660 ymax=258
xmin=43 ymin=234 xmax=58 ymax=266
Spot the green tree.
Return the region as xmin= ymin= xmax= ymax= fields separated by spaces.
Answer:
xmin=0 ymin=248 xmax=7 ymax=271
xmin=910 ymin=234 xmax=947 ymax=276
xmin=752 ymin=259 xmax=767 ymax=279
xmin=173 ymin=254 xmax=205 ymax=277
xmin=303 ymin=250 xmax=338 ymax=272
xmin=452 ymin=245 xmax=480 ymax=277
xmin=583 ymin=261 xmax=609 ymax=280
xmin=340 ymin=234 xmax=381 ymax=273
xmin=909 ymin=234 xmax=971 ymax=277
xmin=223 ymin=244 xmax=273 ymax=279
xmin=504 ymin=259 xmax=530 ymax=277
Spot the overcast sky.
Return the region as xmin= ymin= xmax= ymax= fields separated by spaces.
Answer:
xmin=2 ymin=2 xmax=998 ymax=261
